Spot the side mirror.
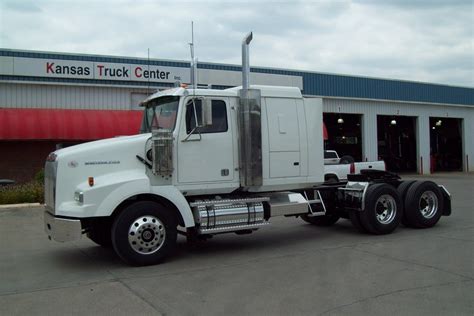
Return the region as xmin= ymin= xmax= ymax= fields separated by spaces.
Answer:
xmin=201 ymin=99 xmax=213 ymax=127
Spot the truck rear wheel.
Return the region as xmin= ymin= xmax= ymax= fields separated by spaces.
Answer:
xmin=359 ymin=183 xmax=402 ymax=235
xmin=111 ymin=201 xmax=177 ymax=266
xmin=404 ymin=181 xmax=444 ymax=228
xmin=397 ymin=180 xmax=417 ymax=227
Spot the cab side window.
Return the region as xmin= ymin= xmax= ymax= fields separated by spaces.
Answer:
xmin=185 ymin=99 xmax=228 ymax=134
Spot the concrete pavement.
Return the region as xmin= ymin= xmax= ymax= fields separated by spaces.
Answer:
xmin=0 ymin=173 xmax=473 ymax=315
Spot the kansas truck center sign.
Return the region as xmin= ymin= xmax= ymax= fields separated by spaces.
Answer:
xmin=0 ymin=54 xmax=303 ymax=88
xmin=0 ymin=56 xmax=189 ymax=83
xmin=46 ymin=61 xmax=175 ymax=80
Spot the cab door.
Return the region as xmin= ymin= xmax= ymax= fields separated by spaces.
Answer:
xmin=177 ymin=97 xmax=235 ymax=184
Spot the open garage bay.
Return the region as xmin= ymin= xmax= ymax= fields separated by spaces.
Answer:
xmin=377 ymin=115 xmax=418 ymax=173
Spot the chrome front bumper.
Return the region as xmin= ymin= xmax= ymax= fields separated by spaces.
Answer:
xmin=44 ymin=210 xmax=82 ymax=242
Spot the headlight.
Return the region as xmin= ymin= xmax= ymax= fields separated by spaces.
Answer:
xmin=74 ymin=191 xmax=84 ymax=204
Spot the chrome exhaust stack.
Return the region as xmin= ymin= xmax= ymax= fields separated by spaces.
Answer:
xmin=238 ymin=32 xmax=262 ymax=188
xmin=242 ymin=32 xmax=253 ymax=90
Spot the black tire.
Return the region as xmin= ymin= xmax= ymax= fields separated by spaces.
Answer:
xmin=87 ymin=225 xmax=112 ymax=247
xmin=339 ymin=155 xmax=355 ymax=164
xmin=359 ymin=183 xmax=402 ymax=235
xmin=111 ymin=201 xmax=177 ymax=266
xmin=396 ymin=180 xmax=417 ymax=227
xmin=404 ymin=181 xmax=444 ymax=228
xmin=301 ymin=213 xmax=340 ymax=226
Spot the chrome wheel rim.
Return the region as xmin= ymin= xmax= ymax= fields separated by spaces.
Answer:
xmin=128 ymin=215 xmax=166 ymax=255
xmin=419 ymin=191 xmax=438 ymax=219
xmin=375 ymin=194 xmax=397 ymax=224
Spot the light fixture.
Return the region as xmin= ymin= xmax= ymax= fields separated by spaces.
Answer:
xmin=390 ymin=119 xmax=397 ymax=125
xmin=337 ymin=117 xmax=344 ymax=124
xmin=436 ymin=120 xmax=442 ymax=126
xmin=432 ymin=126 xmax=436 ymax=130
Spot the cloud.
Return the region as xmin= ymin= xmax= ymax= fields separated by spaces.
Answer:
xmin=0 ymin=0 xmax=472 ymax=86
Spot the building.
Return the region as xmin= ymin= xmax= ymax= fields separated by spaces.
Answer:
xmin=1 ymin=48 xmax=473 ymax=182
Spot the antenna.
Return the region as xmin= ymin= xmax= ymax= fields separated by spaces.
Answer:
xmin=189 ymin=21 xmax=197 ymax=88
xmin=189 ymin=21 xmax=199 ymax=133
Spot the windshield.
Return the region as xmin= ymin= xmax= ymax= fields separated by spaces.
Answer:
xmin=140 ymin=96 xmax=179 ymax=133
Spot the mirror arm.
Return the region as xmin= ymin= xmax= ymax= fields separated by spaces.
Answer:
xmin=182 ymin=126 xmax=202 ymax=142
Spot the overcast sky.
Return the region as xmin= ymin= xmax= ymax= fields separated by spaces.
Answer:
xmin=1 ymin=0 xmax=473 ymax=86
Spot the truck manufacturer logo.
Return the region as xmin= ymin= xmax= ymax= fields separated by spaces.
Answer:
xmin=67 ymin=161 xmax=79 ymax=168
xmin=84 ymin=160 xmax=120 ymax=166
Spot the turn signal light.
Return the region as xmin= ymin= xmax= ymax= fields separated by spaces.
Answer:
xmin=88 ymin=177 xmax=94 ymax=187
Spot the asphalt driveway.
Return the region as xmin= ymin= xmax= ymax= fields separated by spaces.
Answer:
xmin=0 ymin=173 xmax=473 ymax=315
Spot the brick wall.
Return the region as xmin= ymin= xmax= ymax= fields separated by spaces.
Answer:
xmin=0 ymin=141 xmax=81 ymax=183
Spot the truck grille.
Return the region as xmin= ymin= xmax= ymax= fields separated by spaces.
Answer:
xmin=44 ymin=160 xmax=57 ymax=214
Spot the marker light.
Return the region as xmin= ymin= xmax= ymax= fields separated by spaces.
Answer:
xmin=337 ymin=118 xmax=344 ymax=124
xmin=88 ymin=177 xmax=94 ymax=187
xmin=391 ymin=119 xmax=397 ymax=125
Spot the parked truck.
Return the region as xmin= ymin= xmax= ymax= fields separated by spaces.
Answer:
xmin=324 ymin=158 xmax=386 ymax=183
xmin=44 ymin=33 xmax=451 ymax=266
xmin=324 ymin=150 xmax=354 ymax=165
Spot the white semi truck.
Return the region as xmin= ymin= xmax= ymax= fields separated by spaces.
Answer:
xmin=44 ymin=33 xmax=451 ymax=266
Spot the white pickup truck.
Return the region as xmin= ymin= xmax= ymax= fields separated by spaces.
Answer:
xmin=324 ymin=150 xmax=353 ymax=165
xmin=324 ymin=150 xmax=386 ymax=182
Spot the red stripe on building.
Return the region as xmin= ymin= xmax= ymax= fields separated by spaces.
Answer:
xmin=0 ymin=109 xmax=143 ymax=140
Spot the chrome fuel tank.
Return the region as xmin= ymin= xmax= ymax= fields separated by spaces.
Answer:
xmin=190 ymin=197 xmax=269 ymax=234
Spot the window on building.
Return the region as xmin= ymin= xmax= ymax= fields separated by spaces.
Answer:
xmin=185 ymin=99 xmax=228 ymax=134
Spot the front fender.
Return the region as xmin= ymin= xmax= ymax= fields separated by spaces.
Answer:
xmin=58 ymin=171 xmax=195 ymax=227
xmin=96 ymin=174 xmax=195 ymax=227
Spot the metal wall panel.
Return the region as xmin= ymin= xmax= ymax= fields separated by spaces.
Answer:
xmin=1 ymin=49 xmax=473 ymax=106
xmin=0 ymin=83 xmax=152 ymax=110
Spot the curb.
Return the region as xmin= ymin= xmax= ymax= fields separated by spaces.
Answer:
xmin=0 ymin=203 xmax=42 ymax=209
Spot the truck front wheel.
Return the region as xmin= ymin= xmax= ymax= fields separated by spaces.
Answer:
xmin=87 ymin=223 xmax=112 ymax=247
xmin=111 ymin=201 xmax=177 ymax=266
